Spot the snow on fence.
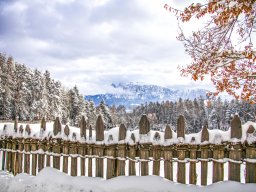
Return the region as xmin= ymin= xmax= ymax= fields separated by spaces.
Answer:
xmin=0 ymin=115 xmax=256 ymax=185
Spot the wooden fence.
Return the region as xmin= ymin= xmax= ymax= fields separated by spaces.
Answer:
xmin=0 ymin=115 xmax=256 ymax=185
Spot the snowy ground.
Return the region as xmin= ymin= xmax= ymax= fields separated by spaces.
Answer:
xmin=0 ymin=167 xmax=255 ymax=192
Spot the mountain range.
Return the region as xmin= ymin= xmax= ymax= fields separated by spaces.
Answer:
xmin=85 ymin=82 xmax=208 ymax=109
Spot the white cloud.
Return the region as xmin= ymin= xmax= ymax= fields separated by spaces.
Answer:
xmin=0 ymin=0 xmax=213 ymax=95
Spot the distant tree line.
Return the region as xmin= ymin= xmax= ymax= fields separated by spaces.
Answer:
xmin=110 ymin=97 xmax=256 ymax=133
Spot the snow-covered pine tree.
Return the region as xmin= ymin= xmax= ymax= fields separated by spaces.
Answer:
xmin=99 ymin=100 xmax=113 ymax=130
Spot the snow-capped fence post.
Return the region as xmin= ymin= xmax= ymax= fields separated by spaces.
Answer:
xmin=53 ymin=117 xmax=62 ymax=170
xmin=128 ymin=133 xmax=136 ymax=176
xmin=200 ymin=123 xmax=209 ymax=185
xmin=163 ymin=125 xmax=173 ymax=180
xmin=229 ymin=115 xmax=242 ymax=182
xmin=116 ymin=124 xmax=126 ymax=176
xmin=139 ymin=115 xmax=150 ymax=176
xmin=152 ymin=132 xmax=161 ymax=176
xmin=79 ymin=116 xmax=87 ymax=176
xmin=95 ymin=115 xmax=104 ymax=178
xmin=189 ymin=138 xmax=197 ymax=184
xmin=105 ymin=138 xmax=116 ymax=179
xmin=212 ymin=144 xmax=225 ymax=183
xmin=245 ymin=125 xmax=256 ymax=183
xmin=31 ymin=138 xmax=38 ymax=176
xmin=70 ymin=133 xmax=78 ymax=176
xmin=24 ymin=125 xmax=31 ymax=174
xmin=62 ymin=125 xmax=70 ymax=174
xmin=177 ymin=115 xmax=186 ymax=184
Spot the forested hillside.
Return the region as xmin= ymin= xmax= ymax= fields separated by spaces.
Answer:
xmin=0 ymin=53 xmax=113 ymax=127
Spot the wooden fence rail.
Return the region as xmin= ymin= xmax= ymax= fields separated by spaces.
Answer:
xmin=0 ymin=114 xmax=256 ymax=185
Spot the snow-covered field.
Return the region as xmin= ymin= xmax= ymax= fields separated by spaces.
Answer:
xmin=0 ymin=167 xmax=255 ymax=192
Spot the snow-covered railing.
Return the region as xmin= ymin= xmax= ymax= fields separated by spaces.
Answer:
xmin=0 ymin=115 xmax=256 ymax=185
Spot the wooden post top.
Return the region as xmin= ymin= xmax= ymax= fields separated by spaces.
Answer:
xmin=53 ymin=117 xmax=62 ymax=136
xmin=25 ymin=124 xmax=31 ymax=136
xmin=130 ymin=133 xmax=136 ymax=143
xmin=164 ymin=125 xmax=172 ymax=140
xmin=139 ymin=114 xmax=150 ymax=135
xmin=231 ymin=114 xmax=242 ymax=139
xmin=118 ymin=124 xmax=126 ymax=141
xmin=96 ymin=115 xmax=104 ymax=141
xmin=41 ymin=117 xmax=46 ymax=131
xmin=201 ymin=123 xmax=209 ymax=143
xmin=80 ymin=116 xmax=86 ymax=139
xmin=64 ymin=125 xmax=70 ymax=137
xmin=14 ymin=117 xmax=18 ymax=133
xmin=177 ymin=115 xmax=185 ymax=138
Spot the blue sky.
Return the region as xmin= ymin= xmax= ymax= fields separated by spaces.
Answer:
xmin=0 ymin=0 xmax=211 ymax=95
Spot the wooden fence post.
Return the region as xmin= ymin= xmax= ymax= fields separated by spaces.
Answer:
xmin=128 ymin=133 xmax=136 ymax=176
xmin=31 ymin=139 xmax=38 ymax=176
xmin=1 ymin=135 xmax=6 ymax=170
xmin=189 ymin=138 xmax=197 ymax=184
xmin=177 ymin=145 xmax=187 ymax=184
xmin=70 ymin=133 xmax=78 ymax=176
xmin=201 ymin=123 xmax=209 ymax=185
xmin=139 ymin=115 xmax=150 ymax=176
xmin=62 ymin=125 xmax=70 ymax=173
xmin=6 ymin=136 xmax=12 ymax=172
xmin=229 ymin=115 xmax=242 ymax=182
xmin=95 ymin=115 xmax=104 ymax=178
xmin=87 ymin=143 xmax=93 ymax=177
xmin=16 ymin=125 xmax=24 ymax=174
xmin=46 ymin=137 xmax=52 ymax=167
xmin=11 ymin=138 xmax=18 ymax=175
xmin=152 ymin=132 xmax=161 ymax=176
xmin=79 ymin=116 xmax=86 ymax=176
xmin=163 ymin=125 xmax=173 ymax=180
xmin=246 ymin=125 xmax=256 ymax=183
xmin=177 ymin=115 xmax=186 ymax=184
xmin=246 ymin=144 xmax=256 ymax=183
xmin=116 ymin=124 xmax=126 ymax=176
xmin=78 ymin=142 xmax=86 ymax=176
xmin=105 ymin=139 xmax=116 ymax=179
xmin=41 ymin=117 xmax=46 ymax=131
xmin=87 ymin=124 xmax=93 ymax=177
xmin=53 ymin=117 xmax=62 ymax=170
xmin=38 ymin=117 xmax=46 ymax=172
xmin=177 ymin=115 xmax=185 ymax=138
xmin=212 ymin=144 xmax=225 ymax=183
xmin=24 ymin=124 xmax=31 ymax=174
xmin=38 ymin=138 xmax=46 ymax=173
